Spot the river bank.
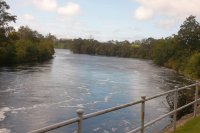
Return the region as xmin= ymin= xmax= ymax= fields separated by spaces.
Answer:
xmin=162 ymin=105 xmax=200 ymax=133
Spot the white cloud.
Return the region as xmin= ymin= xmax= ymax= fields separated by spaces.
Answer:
xmin=32 ymin=0 xmax=57 ymax=11
xmin=134 ymin=6 xmax=154 ymax=20
xmin=23 ymin=14 xmax=35 ymax=21
xmin=32 ymin=0 xmax=80 ymax=17
xmin=133 ymin=0 xmax=200 ymax=20
xmin=157 ymin=19 xmax=175 ymax=30
xmin=57 ymin=2 xmax=80 ymax=16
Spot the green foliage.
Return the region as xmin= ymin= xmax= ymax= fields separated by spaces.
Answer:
xmin=0 ymin=1 xmax=55 ymax=66
xmin=152 ymin=38 xmax=176 ymax=65
xmin=15 ymin=40 xmax=38 ymax=62
xmin=177 ymin=15 xmax=200 ymax=52
xmin=0 ymin=42 xmax=15 ymax=65
xmin=18 ymin=26 xmax=44 ymax=42
xmin=68 ymin=38 xmax=154 ymax=59
xmin=38 ymin=39 xmax=55 ymax=61
xmin=0 ymin=0 xmax=16 ymax=43
xmin=0 ymin=27 xmax=55 ymax=66
xmin=184 ymin=52 xmax=200 ymax=78
xmin=0 ymin=0 xmax=16 ymax=27
xmin=54 ymin=39 xmax=73 ymax=49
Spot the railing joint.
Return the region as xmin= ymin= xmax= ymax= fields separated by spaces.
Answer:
xmin=76 ymin=109 xmax=84 ymax=133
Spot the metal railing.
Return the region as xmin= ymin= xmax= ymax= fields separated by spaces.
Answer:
xmin=29 ymin=81 xmax=200 ymax=133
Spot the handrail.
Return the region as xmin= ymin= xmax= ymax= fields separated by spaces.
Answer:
xmin=83 ymin=100 xmax=142 ymax=120
xmin=29 ymin=82 xmax=199 ymax=133
xmin=128 ymin=98 xmax=200 ymax=133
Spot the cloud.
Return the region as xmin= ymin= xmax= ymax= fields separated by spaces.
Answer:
xmin=134 ymin=6 xmax=154 ymax=20
xmin=32 ymin=0 xmax=80 ymax=18
xmin=23 ymin=14 xmax=35 ymax=21
xmin=133 ymin=0 xmax=200 ymax=20
xmin=32 ymin=0 xmax=57 ymax=11
xmin=157 ymin=19 xmax=175 ymax=30
xmin=57 ymin=2 xmax=80 ymax=16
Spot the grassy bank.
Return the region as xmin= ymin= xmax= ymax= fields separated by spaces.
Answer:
xmin=174 ymin=115 xmax=200 ymax=133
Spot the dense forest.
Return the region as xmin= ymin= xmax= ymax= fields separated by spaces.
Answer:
xmin=58 ymin=15 xmax=200 ymax=79
xmin=0 ymin=0 xmax=54 ymax=66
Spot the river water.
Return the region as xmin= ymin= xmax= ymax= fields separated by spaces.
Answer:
xmin=0 ymin=49 xmax=192 ymax=133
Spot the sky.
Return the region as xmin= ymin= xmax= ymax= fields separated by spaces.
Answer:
xmin=6 ymin=0 xmax=200 ymax=42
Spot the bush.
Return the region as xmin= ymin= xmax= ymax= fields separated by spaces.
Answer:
xmin=184 ymin=53 xmax=200 ymax=78
xmin=166 ymin=88 xmax=195 ymax=120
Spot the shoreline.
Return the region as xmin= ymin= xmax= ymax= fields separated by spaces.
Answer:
xmin=162 ymin=106 xmax=200 ymax=133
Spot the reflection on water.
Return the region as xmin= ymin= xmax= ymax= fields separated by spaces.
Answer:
xmin=0 ymin=49 xmax=192 ymax=133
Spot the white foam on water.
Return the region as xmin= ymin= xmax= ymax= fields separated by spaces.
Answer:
xmin=59 ymin=100 xmax=103 ymax=109
xmin=125 ymin=127 xmax=130 ymax=131
xmin=81 ymin=92 xmax=91 ymax=95
xmin=122 ymin=120 xmax=131 ymax=125
xmin=103 ymin=130 xmax=109 ymax=133
xmin=110 ymin=81 xmax=117 ymax=83
xmin=93 ymin=127 xmax=100 ymax=132
xmin=93 ymin=101 xmax=101 ymax=104
xmin=0 ymin=128 xmax=11 ymax=133
xmin=111 ymin=128 xmax=117 ymax=132
xmin=77 ymin=104 xmax=84 ymax=108
xmin=99 ymin=78 xmax=110 ymax=82
xmin=0 ymin=107 xmax=11 ymax=122
xmin=104 ymin=96 xmax=109 ymax=102
xmin=77 ymin=86 xmax=87 ymax=90
xmin=0 ymin=87 xmax=16 ymax=93
xmin=104 ymin=95 xmax=112 ymax=103
xmin=59 ymin=104 xmax=85 ymax=108
xmin=11 ymin=98 xmax=75 ymax=112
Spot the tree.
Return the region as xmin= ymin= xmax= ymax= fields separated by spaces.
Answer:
xmin=0 ymin=0 xmax=16 ymax=42
xmin=178 ymin=15 xmax=200 ymax=52
xmin=0 ymin=0 xmax=17 ymax=65
xmin=18 ymin=26 xmax=44 ymax=42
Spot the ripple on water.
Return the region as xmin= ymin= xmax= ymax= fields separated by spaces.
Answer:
xmin=0 ymin=128 xmax=11 ymax=133
xmin=0 ymin=107 xmax=11 ymax=122
xmin=0 ymin=107 xmax=12 ymax=133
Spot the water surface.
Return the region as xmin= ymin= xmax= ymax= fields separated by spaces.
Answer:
xmin=0 ymin=49 xmax=192 ymax=133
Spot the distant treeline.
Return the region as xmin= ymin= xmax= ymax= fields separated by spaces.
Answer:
xmin=0 ymin=1 xmax=54 ymax=66
xmin=58 ymin=15 xmax=200 ymax=79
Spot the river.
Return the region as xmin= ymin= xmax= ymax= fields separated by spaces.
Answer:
xmin=0 ymin=49 xmax=192 ymax=133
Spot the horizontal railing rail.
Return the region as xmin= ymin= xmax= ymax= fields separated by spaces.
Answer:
xmin=29 ymin=82 xmax=200 ymax=133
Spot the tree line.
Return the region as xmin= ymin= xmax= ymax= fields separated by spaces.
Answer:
xmin=0 ymin=0 xmax=54 ymax=66
xmin=58 ymin=15 xmax=200 ymax=79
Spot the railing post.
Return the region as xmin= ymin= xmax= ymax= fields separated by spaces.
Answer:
xmin=141 ymin=96 xmax=146 ymax=133
xmin=173 ymin=86 xmax=178 ymax=132
xmin=76 ymin=109 xmax=84 ymax=133
xmin=194 ymin=81 xmax=199 ymax=117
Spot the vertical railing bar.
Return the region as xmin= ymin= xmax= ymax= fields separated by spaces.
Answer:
xmin=194 ymin=81 xmax=199 ymax=117
xmin=173 ymin=86 xmax=178 ymax=132
xmin=76 ymin=109 xmax=84 ymax=133
xmin=140 ymin=96 xmax=146 ymax=133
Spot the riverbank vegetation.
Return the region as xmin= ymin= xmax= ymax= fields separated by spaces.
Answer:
xmin=174 ymin=115 xmax=200 ymax=133
xmin=0 ymin=0 xmax=54 ymax=66
xmin=58 ymin=15 xmax=200 ymax=80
